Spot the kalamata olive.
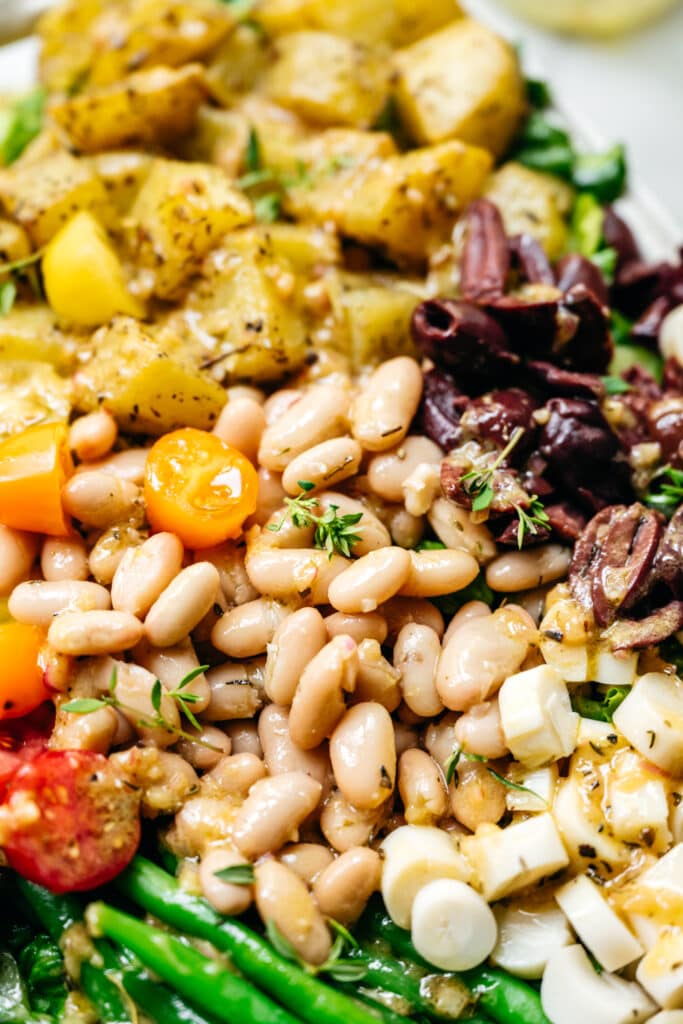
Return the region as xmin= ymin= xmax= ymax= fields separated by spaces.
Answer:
xmin=555 ymin=253 xmax=609 ymax=307
xmin=608 ymin=601 xmax=683 ymax=650
xmin=411 ymin=300 xmax=517 ymax=385
xmin=543 ymin=502 xmax=587 ymax=543
xmin=461 ymin=199 xmax=510 ymax=302
xmin=508 ymin=233 xmax=554 ymax=286
xmin=558 ymin=285 xmax=613 ymax=373
xmin=420 ymin=369 xmax=468 ymax=451
xmin=654 ymin=507 xmax=683 ymax=596
xmin=526 ymin=361 xmax=605 ymax=400
xmin=631 ymin=295 xmax=674 ymax=345
xmin=647 ymin=395 xmax=683 ymax=460
xmin=663 ymin=356 xmax=683 ymax=394
xmin=484 ymin=293 xmax=559 ymax=358
xmin=460 ymin=389 xmax=538 ymax=452
xmin=602 ymin=206 xmax=641 ymax=270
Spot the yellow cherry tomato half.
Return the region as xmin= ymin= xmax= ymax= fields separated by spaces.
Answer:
xmin=144 ymin=428 xmax=259 ymax=549
xmin=0 ymin=422 xmax=74 ymax=535
xmin=0 ymin=623 xmax=50 ymax=720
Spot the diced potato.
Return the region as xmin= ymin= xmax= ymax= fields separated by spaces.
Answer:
xmin=0 ymin=306 xmax=82 ymax=370
xmin=50 ymin=65 xmax=207 ymax=154
xmin=385 ymin=0 xmax=463 ymax=46
xmin=256 ymin=0 xmax=462 ymax=45
xmin=0 ymin=361 xmax=71 ymax=440
xmin=129 ymin=159 xmax=252 ymax=300
xmin=264 ymin=31 xmax=391 ymax=129
xmin=0 ymin=151 xmax=114 ymax=247
xmin=205 ymin=23 xmax=273 ymax=107
xmin=179 ymin=107 xmax=250 ymax=179
xmin=172 ymin=229 xmax=311 ymax=382
xmin=336 ymin=140 xmax=493 ymax=264
xmin=88 ymin=151 xmax=152 ymax=213
xmin=0 ymin=219 xmax=31 ymax=267
xmin=234 ymin=96 xmax=310 ymax=175
xmin=74 ymin=318 xmax=225 ymax=435
xmin=253 ymin=223 xmax=340 ymax=272
xmin=484 ymin=162 xmax=573 ymax=260
xmin=329 ymin=272 xmax=424 ymax=366
xmin=37 ymin=0 xmax=101 ymax=93
xmin=393 ymin=18 xmax=525 ymax=157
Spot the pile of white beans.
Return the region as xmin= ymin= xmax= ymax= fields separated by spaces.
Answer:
xmin=3 ymin=353 xmax=681 ymax=1022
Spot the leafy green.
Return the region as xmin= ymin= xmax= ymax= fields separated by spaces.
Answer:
xmin=644 ymin=465 xmax=683 ymax=518
xmin=601 ymin=375 xmax=631 ymax=395
xmin=253 ymin=193 xmax=282 ymax=223
xmin=514 ymin=497 xmax=550 ymax=549
xmin=571 ymin=685 xmax=630 ymax=722
xmin=573 ymin=144 xmax=627 ymax=203
xmin=610 ymin=310 xmax=634 ymax=346
xmin=571 ymin=193 xmax=605 ymax=257
xmin=525 ymin=76 xmax=552 ymax=109
xmin=267 ymin=485 xmax=363 ymax=558
xmin=0 ymin=280 xmax=17 ymax=316
xmin=214 ymin=864 xmax=255 ymax=886
xmin=432 ymin=572 xmax=495 ymax=620
xmin=609 ymin=342 xmax=663 ymax=384
xmin=590 ymin=246 xmax=618 ymax=281
xmin=0 ymin=89 xmax=45 ymax=166
xmin=18 ymin=937 xmax=67 ymax=1018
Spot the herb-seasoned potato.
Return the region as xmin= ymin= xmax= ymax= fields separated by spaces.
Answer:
xmin=128 ymin=159 xmax=252 ymax=301
xmin=50 ymin=65 xmax=207 ymax=154
xmin=0 ymin=361 xmax=71 ymax=439
xmin=0 ymin=307 xmax=82 ymax=370
xmin=205 ymin=23 xmax=273 ymax=108
xmin=74 ymin=318 xmax=225 ymax=435
xmin=0 ymin=151 xmax=113 ymax=246
xmin=329 ymin=273 xmax=425 ymax=367
xmin=0 ymin=219 xmax=31 ymax=269
xmin=37 ymin=0 xmax=101 ymax=93
xmin=88 ymin=152 xmax=152 ymax=213
xmin=336 ymin=140 xmax=493 ymax=264
xmin=264 ymin=31 xmax=392 ymax=129
xmin=234 ymin=96 xmax=310 ymax=175
xmin=484 ymin=161 xmax=574 ymax=259
xmin=179 ymin=107 xmax=250 ymax=179
xmin=393 ymin=18 xmax=526 ymax=157
xmin=257 ymin=0 xmax=462 ymax=45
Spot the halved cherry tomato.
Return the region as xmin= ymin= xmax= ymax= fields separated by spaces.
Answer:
xmin=144 ymin=427 xmax=259 ymax=549
xmin=0 ymin=622 xmax=50 ymax=721
xmin=2 ymin=750 xmax=141 ymax=893
xmin=0 ymin=422 xmax=74 ymax=535
xmin=0 ymin=704 xmax=53 ymax=794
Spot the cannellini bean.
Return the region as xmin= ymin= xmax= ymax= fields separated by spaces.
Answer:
xmin=400 ymin=548 xmax=479 ymax=598
xmin=204 ymin=662 xmax=263 ymax=721
xmin=258 ymin=384 xmax=350 ymax=471
xmin=112 ymin=660 xmax=180 ymax=747
xmin=144 ymin=562 xmax=220 ymax=648
xmin=660 ymin=303 xmax=683 ymax=363
xmin=62 ymin=472 xmax=141 ymax=529
xmin=51 ymin=704 xmax=118 ymax=754
xmin=88 ymin=525 xmax=143 ymax=584
xmin=353 ymin=638 xmax=401 ymax=711
xmin=320 ymin=789 xmax=386 ymax=853
xmin=351 ymin=357 xmax=422 ymax=452
xmin=211 ymin=598 xmax=288 ymax=658
xmin=261 ymin=509 xmax=315 ymax=549
xmin=394 ymin=721 xmax=419 ymax=757
xmin=0 ymin=526 xmax=39 ymax=595
xmin=224 ymin=723 xmax=262 ymax=758
xmin=289 ymin=636 xmax=358 ymax=750
xmin=386 ymin=506 xmax=424 ymax=549
xmin=68 ymin=410 xmax=117 ymax=462
xmin=279 ymin=843 xmax=334 ymax=886
xmin=79 ymin=448 xmax=149 ymax=484
xmin=328 ymin=547 xmax=411 ymax=614
xmin=233 ymin=772 xmax=323 ymax=859
xmin=403 ymin=462 xmax=442 ymax=517
xmin=380 ymin=596 xmax=445 ymax=642
xmin=324 ymin=611 xmax=388 ymax=646
xmin=111 ymin=532 xmax=184 ymax=617
xmin=175 ymin=725 xmax=231 ymax=771
xmin=424 ymin=712 xmax=459 ymax=771
xmin=281 ymin=437 xmax=363 ymax=496
xmin=47 ymin=610 xmax=143 ymax=656
xmin=265 ymin=607 xmax=328 ymax=705
xmin=513 ymin=586 xmax=550 ymax=625
xmin=454 ymin=700 xmax=508 ymax=760
xmin=9 ymin=580 xmax=111 ymax=626
xmin=330 ymin=702 xmax=396 ymax=810
xmin=394 ymin=624 xmax=443 ymax=717
xmin=367 ymin=436 xmax=443 ymax=503
xmin=255 ymin=859 xmax=331 ymax=965
xmin=313 ymin=847 xmax=382 ymax=925
xmin=40 ymin=536 xmax=89 ymax=582
xmin=428 ymin=497 xmax=497 ymax=564
xmin=249 ymin=467 xmax=287 ymax=526
xmin=135 ymin=637 xmax=210 ymax=712
xmin=436 ymin=607 xmax=536 ymax=711
xmin=316 ymin=492 xmax=391 ymax=555
xmin=226 ymin=384 xmax=265 ymax=406
xmin=263 ymin=388 xmax=302 ymax=425
xmin=398 ymin=749 xmax=448 ymax=826
xmin=202 ymin=752 xmax=266 ymax=798
xmin=200 ymin=848 xmax=254 ymax=915
xmin=450 ymin=760 xmax=507 ymax=832
xmin=442 ymin=600 xmax=492 ymax=647
xmin=110 ymin=747 xmax=198 ymax=816
xmin=245 ymin=544 xmax=350 ymax=604
xmin=485 ymin=545 xmax=572 ymax=593
xmin=212 ymin=397 xmax=266 ymax=463
xmin=257 ymin=704 xmax=330 ymax=785
xmin=199 ymin=541 xmax=258 ymax=607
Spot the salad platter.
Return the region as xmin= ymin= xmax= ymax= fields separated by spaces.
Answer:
xmin=0 ymin=3 xmax=682 ymax=1023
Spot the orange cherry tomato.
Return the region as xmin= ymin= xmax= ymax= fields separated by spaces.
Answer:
xmin=0 ymin=623 xmax=50 ymax=720
xmin=0 ymin=422 xmax=74 ymax=535
xmin=144 ymin=428 xmax=259 ymax=549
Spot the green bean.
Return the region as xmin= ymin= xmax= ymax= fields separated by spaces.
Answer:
xmin=89 ymin=901 xmax=303 ymax=1024
xmin=117 ymin=857 xmax=406 ymax=1024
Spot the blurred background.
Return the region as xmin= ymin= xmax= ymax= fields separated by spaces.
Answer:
xmin=1 ymin=0 xmax=682 ymax=229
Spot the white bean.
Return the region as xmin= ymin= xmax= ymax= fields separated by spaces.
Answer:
xmin=199 ymin=541 xmax=258 ymax=607
xmin=428 ymin=497 xmax=497 ymax=564
xmin=211 ymin=598 xmax=288 ymax=657
xmin=351 ymin=357 xmax=422 ymax=452
xmin=245 ymin=544 xmax=350 ymax=604
xmin=381 ymin=596 xmax=445 ymax=642
xmin=353 ymin=638 xmax=401 ymax=711
xmin=279 ymin=843 xmax=334 ymax=886
xmin=233 ymin=772 xmax=323 ymax=858
xmin=450 ymin=760 xmax=506 ymax=832
xmin=263 ymin=388 xmax=302 ymax=425
xmin=223 ymin=723 xmax=262 ymax=758
xmin=176 ymin=725 xmax=231 ymax=771
xmin=255 ymin=858 xmax=331 ymax=965
xmin=330 ymin=702 xmax=396 ymax=810
xmin=320 ymin=789 xmax=386 ymax=853
xmin=394 ymin=623 xmax=443 ymax=717
xmin=68 ymin=410 xmax=118 ymax=462
xmin=226 ymin=384 xmax=265 ymax=406
xmin=424 ymin=712 xmax=459 ymax=771
xmin=394 ymin=721 xmax=419 ymax=757
xmin=83 ymin=448 xmax=149 ymax=484
xmin=313 ymin=847 xmax=382 ymax=925
xmin=367 ymin=436 xmax=443 ymax=502
xmin=289 ymin=635 xmax=358 ymax=750
xmin=261 ymin=508 xmax=315 ymax=549
xmin=62 ymin=471 xmax=141 ymax=529
xmin=212 ymin=396 xmax=266 ymax=463
xmin=204 ymin=662 xmax=264 ymax=721
xmin=200 ymin=848 xmax=253 ymax=915
xmin=144 ymin=562 xmax=220 ymax=648
xmin=485 ymin=545 xmax=572 ymax=593
xmin=265 ymin=607 xmax=328 ymax=705
xmin=316 ymin=492 xmax=391 ymax=555
xmin=52 ymin=704 xmax=118 ymax=754
xmin=248 ymin=467 xmax=287 ymax=527
xmin=402 ymin=462 xmax=442 ymax=517
xmin=400 ymin=548 xmax=479 ymax=598
xmin=258 ymin=384 xmax=350 ymax=471
xmin=281 ymin=437 xmax=362 ymax=496
xmin=112 ymin=660 xmax=180 ymax=746
xmin=0 ymin=526 xmax=39 ymax=595
xmin=454 ymin=699 xmax=508 ymax=760
xmin=398 ymin=748 xmax=448 ymax=826
xmin=442 ymin=600 xmax=492 ymax=647
xmin=111 ymin=532 xmax=184 ymax=617
xmin=40 ymin=536 xmax=89 ymax=582
xmin=257 ymin=704 xmax=330 ymax=785
xmin=386 ymin=506 xmax=425 ymax=549
xmin=9 ymin=580 xmax=110 ymax=626
xmin=324 ymin=611 xmax=388 ymax=646
xmin=134 ymin=637 xmax=210 ymax=712
xmin=328 ymin=547 xmax=411 ymax=614
xmin=202 ymin=752 xmax=266 ymax=797
xmin=110 ymin=747 xmax=198 ymax=815
xmin=88 ymin=525 xmax=143 ymax=584
xmin=47 ymin=610 xmax=143 ymax=655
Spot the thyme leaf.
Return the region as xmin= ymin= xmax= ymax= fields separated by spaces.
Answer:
xmin=460 ymin=427 xmax=525 ymax=512
xmin=267 ymin=484 xmax=362 ymax=558
xmin=514 ymin=496 xmax=550 ymax=549
xmin=213 ymin=864 xmax=255 ymax=886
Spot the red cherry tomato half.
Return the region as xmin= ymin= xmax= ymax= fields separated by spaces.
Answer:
xmin=2 ymin=750 xmax=141 ymax=893
xmin=0 ymin=704 xmax=53 ymax=793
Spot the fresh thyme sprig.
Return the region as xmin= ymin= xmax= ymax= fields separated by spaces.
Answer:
xmin=444 ymin=746 xmax=544 ymax=802
xmin=514 ymin=496 xmax=551 ymax=550
xmin=268 ymin=480 xmax=363 ymax=558
xmin=265 ymin=918 xmax=367 ymax=982
xmin=62 ymin=665 xmax=221 ymax=751
xmin=460 ymin=427 xmax=525 ymax=512
xmin=644 ymin=464 xmax=683 ymax=519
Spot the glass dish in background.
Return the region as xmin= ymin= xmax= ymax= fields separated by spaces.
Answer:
xmin=499 ymin=0 xmax=679 ymax=36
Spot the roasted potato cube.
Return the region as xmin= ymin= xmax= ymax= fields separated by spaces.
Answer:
xmin=50 ymin=65 xmax=207 ymax=154
xmin=234 ymin=96 xmax=310 ymax=176
xmin=393 ymin=19 xmax=525 ymax=157
xmin=129 ymin=159 xmax=252 ymax=301
xmin=264 ymin=31 xmax=391 ymax=129
xmin=385 ymin=0 xmax=463 ymax=46
xmin=88 ymin=152 xmax=152 ymax=214
xmin=484 ymin=162 xmax=573 ymax=260
xmin=329 ymin=273 xmax=424 ymax=366
xmin=0 ymin=306 xmax=82 ymax=371
xmin=0 ymin=219 xmax=31 ymax=268
xmin=254 ymin=223 xmax=340 ymax=272
xmin=336 ymin=140 xmax=493 ymax=264
xmin=0 ymin=151 xmax=113 ymax=247
xmin=74 ymin=318 xmax=225 ymax=435
xmin=205 ymin=23 xmax=273 ymax=107
xmin=37 ymin=0 xmax=101 ymax=93
xmin=257 ymin=0 xmax=461 ymax=45
xmin=179 ymin=107 xmax=250 ymax=179
xmin=0 ymin=361 xmax=71 ymax=440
